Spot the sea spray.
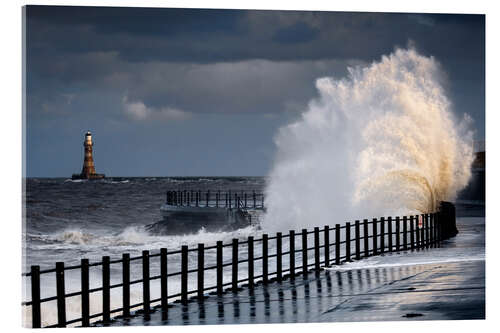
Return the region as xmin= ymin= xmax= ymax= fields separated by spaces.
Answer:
xmin=262 ymin=48 xmax=474 ymax=232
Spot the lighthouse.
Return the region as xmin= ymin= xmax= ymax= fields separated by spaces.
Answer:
xmin=72 ymin=131 xmax=105 ymax=180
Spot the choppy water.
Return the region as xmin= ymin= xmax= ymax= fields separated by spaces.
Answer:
xmin=23 ymin=177 xmax=266 ymax=269
xmin=23 ymin=177 xmax=270 ymax=327
xmin=22 ymin=177 xmax=484 ymax=327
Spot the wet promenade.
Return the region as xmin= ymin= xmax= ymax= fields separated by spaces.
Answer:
xmin=99 ymin=215 xmax=485 ymax=326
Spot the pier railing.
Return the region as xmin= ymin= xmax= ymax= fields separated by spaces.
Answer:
xmin=22 ymin=210 xmax=454 ymax=328
xmin=166 ymin=190 xmax=265 ymax=210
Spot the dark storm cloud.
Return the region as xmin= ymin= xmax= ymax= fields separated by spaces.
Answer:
xmin=272 ymin=22 xmax=320 ymax=44
xmin=24 ymin=6 xmax=485 ymax=177
xmin=26 ymin=7 xmax=484 ymax=63
xmin=26 ymin=7 xmax=484 ymax=116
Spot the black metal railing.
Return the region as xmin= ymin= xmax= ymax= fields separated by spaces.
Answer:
xmin=165 ymin=190 xmax=265 ymax=210
xmin=22 ymin=211 xmax=451 ymax=328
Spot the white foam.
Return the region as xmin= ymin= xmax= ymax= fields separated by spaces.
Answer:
xmin=30 ymin=224 xmax=260 ymax=254
xmin=262 ymin=48 xmax=474 ymax=232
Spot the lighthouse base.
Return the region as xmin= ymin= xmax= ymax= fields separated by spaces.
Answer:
xmin=71 ymin=173 xmax=106 ymax=180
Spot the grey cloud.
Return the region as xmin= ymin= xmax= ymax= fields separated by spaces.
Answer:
xmin=25 ymin=7 xmax=484 ymax=136
xmin=29 ymin=52 xmax=366 ymax=121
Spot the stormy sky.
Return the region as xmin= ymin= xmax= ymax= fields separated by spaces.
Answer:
xmin=25 ymin=6 xmax=485 ymax=177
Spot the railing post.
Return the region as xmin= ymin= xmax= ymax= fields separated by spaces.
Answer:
xmin=403 ymin=216 xmax=408 ymax=251
xmin=56 ymin=262 xmax=66 ymax=327
xmin=197 ymin=244 xmax=204 ymax=299
xmin=181 ymin=246 xmax=188 ymax=304
xmin=206 ymin=191 xmax=210 ymax=207
xmin=416 ymin=215 xmax=421 ymax=249
xmin=248 ymin=236 xmax=254 ymax=288
xmin=345 ymin=222 xmax=351 ymax=262
xmin=30 ymin=265 xmax=41 ymax=328
xmin=261 ymin=194 xmax=264 ymax=209
xmin=244 ymin=193 xmax=248 ymax=208
xmin=410 ymin=216 xmax=415 ymax=250
xmin=160 ymin=249 xmax=168 ymax=313
xmin=302 ymin=229 xmax=308 ymax=276
xmin=372 ymin=218 xmax=378 ymax=255
xmin=232 ymin=239 xmax=239 ymax=291
xmin=262 ymin=234 xmax=269 ymax=283
xmin=314 ymin=227 xmax=320 ymax=271
xmin=253 ymin=191 xmax=256 ymax=208
xmin=324 ymin=226 xmax=330 ymax=267
xmin=289 ymin=230 xmax=295 ymax=278
xmin=430 ymin=214 xmax=434 ymax=247
xmin=81 ymin=259 xmax=89 ymax=327
xmin=427 ymin=214 xmax=431 ymax=248
xmin=422 ymin=214 xmax=426 ymax=248
xmin=421 ymin=214 xmax=426 ymax=248
xmin=229 ymin=191 xmax=232 ymax=209
xmin=102 ymin=256 xmax=110 ymax=323
xmin=388 ymin=216 xmax=393 ymax=252
xmin=396 ymin=216 xmax=401 ymax=252
xmin=122 ymin=253 xmax=130 ymax=317
xmin=335 ymin=224 xmax=341 ymax=265
xmin=216 ymin=241 xmax=223 ymax=295
xmin=276 ymin=232 xmax=283 ymax=281
xmin=216 ymin=191 xmax=219 ymax=207
xmin=380 ymin=217 xmax=385 ymax=254
xmin=142 ymin=251 xmax=151 ymax=314
xmin=363 ymin=219 xmax=369 ymax=257
xmin=355 ymin=220 xmax=361 ymax=260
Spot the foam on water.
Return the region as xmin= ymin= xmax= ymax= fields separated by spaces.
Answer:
xmin=262 ymin=48 xmax=474 ymax=232
xmin=29 ymin=225 xmax=259 ymax=259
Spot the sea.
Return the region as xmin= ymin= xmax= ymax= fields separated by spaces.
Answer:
xmin=23 ymin=177 xmax=267 ymax=326
xmin=22 ymin=177 xmax=485 ymax=327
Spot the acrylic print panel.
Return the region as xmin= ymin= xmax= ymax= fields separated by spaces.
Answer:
xmin=22 ymin=5 xmax=485 ymax=328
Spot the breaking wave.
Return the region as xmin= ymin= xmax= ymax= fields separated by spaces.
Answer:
xmin=29 ymin=225 xmax=259 ymax=253
xmin=263 ymin=48 xmax=474 ymax=231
